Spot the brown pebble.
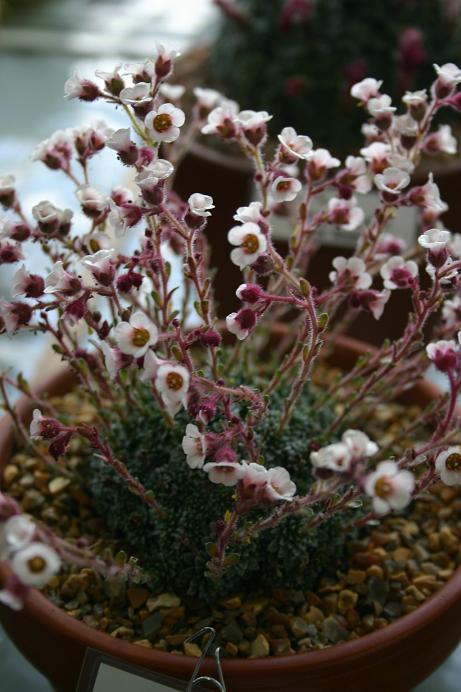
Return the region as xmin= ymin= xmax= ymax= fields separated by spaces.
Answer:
xmin=127 ymin=587 xmax=149 ymax=610
xmin=48 ymin=476 xmax=71 ymax=495
xmin=345 ymin=569 xmax=366 ymax=585
xmin=3 ymin=464 xmax=19 ymax=487
xmin=225 ymin=642 xmax=239 ymax=657
xmin=133 ymin=639 xmax=152 ymax=648
xmin=220 ymin=596 xmax=242 ymax=610
xmin=337 ymin=590 xmax=358 ymax=614
xmin=184 ymin=642 xmax=201 ymax=658
xmin=250 ymin=634 xmax=270 ymax=658
xmin=147 ymin=593 xmax=181 ymax=612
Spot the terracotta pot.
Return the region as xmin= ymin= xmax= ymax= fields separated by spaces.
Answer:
xmin=1 ymin=335 xmax=461 ymax=692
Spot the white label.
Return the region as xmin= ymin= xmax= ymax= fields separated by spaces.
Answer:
xmin=93 ymin=662 xmax=179 ymax=692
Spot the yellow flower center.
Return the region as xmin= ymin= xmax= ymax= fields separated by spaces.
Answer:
xmin=132 ymin=327 xmax=150 ymax=347
xmin=89 ymin=238 xmax=101 ymax=253
xmin=242 ymin=233 xmax=259 ymax=254
xmin=28 ymin=556 xmax=46 ymax=574
xmin=446 ymin=452 xmax=461 ymax=471
xmin=276 ymin=180 xmax=291 ymax=192
xmin=153 ymin=113 xmax=172 ymax=132
xmin=166 ymin=371 xmax=184 ymax=391
xmin=374 ymin=476 xmax=393 ymax=499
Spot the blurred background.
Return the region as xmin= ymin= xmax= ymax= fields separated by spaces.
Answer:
xmin=1 ymin=1 xmax=461 ymax=689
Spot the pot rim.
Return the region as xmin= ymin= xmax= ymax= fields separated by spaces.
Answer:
xmin=1 ymin=334 xmax=460 ymax=680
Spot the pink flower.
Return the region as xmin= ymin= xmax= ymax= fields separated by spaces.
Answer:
xmin=426 ymin=339 xmax=458 ymax=373
xmin=364 ymin=461 xmax=415 ymax=515
xmin=327 ymin=196 xmax=364 ymax=231
xmin=95 ymin=64 xmax=124 ymax=95
xmin=376 ymin=233 xmax=406 ymax=257
xmin=270 ymin=175 xmax=302 ymax=203
xmin=228 ymin=221 xmax=267 ymax=269
xmin=380 ymin=256 xmax=418 ymax=290
xmin=342 ymin=156 xmax=372 ymax=194
xmin=145 ymin=103 xmax=185 ymax=143
xmin=226 ymin=308 xmax=257 ymax=340
xmin=76 ymin=186 xmax=109 ymax=219
xmin=113 ymin=310 xmax=158 ymax=357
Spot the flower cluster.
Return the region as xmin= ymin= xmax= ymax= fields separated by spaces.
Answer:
xmin=1 ymin=51 xmax=461 ymax=604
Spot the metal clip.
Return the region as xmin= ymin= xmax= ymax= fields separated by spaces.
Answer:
xmin=185 ymin=627 xmax=227 ymax=692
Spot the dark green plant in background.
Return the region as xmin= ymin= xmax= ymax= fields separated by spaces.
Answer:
xmin=211 ymin=0 xmax=461 ymax=153
xmin=88 ymin=380 xmax=345 ymax=602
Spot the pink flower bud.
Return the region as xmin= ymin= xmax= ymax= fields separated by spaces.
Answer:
xmin=236 ymin=283 xmax=266 ymax=304
xmin=116 ymin=271 xmax=144 ymax=293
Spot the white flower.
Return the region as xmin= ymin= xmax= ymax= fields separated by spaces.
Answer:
xmin=364 ymin=461 xmax=415 ymax=515
xmin=327 ymin=196 xmax=365 ymax=231
xmin=442 ymin=295 xmax=461 ymax=325
xmin=100 ymin=342 xmax=125 ymax=379
xmin=342 ymin=430 xmax=378 ymax=458
xmin=193 ymin=87 xmax=222 ymax=110
xmin=329 ymin=256 xmax=372 ymax=289
xmin=311 ymin=442 xmax=352 ymax=473
xmin=350 ymin=78 xmax=382 ymax=102
xmin=228 ymin=221 xmax=267 ymax=269
xmin=2 ymin=515 xmax=35 ymax=553
xmin=394 ymin=114 xmax=419 ymax=138
xmin=145 ymin=103 xmax=185 ymax=143
xmin=434 ymin=62 xmax=461 ymax=88
xmin=76 ymin=186 xmax=108 ymax=218
xmin=403 ymin=89 xmax=428 ymax=107
xmin=435 ymin=125 xmax=457 ymax=154
xmin=63 ymin=70 xmax=99 ymax=101
xmin=450 ymin=233 xmax=461 ymax=258
xmin=113 ymin=311 xmax=158 ymax=358
xmin=147 ymin=159 xmax=174 ymax=180
xmin=226 ymin=312 xmax=251 ymax=340
xmin=44 ymin=261 xmax=80 ymax=294
xmin=107 ymin=128 xmax=132 ymax=154
xmin=307 ymin=148 xmax=341 ymax=175
xmin=0 ymin=589 xmax=22 ymax=611
xmin=201 ymin=103 xmax=239 ymax=137
xmin=435 ymin=446 xmax=461 ymax=485
xmin=32 ymin=201 xmax=73 ymax=231
xmin=360 ymin=142 xmax=390 ymax=169
xmin=159 ymin=83 xmax=185 ymax=101
xmin=380 ymin=256 xmax=418 ymax=290
xmin=265 ymin=467 xmax=296 ymax=502
xmin=82 ymin=249 xmax=115 ymax=286
xmin=182 ymin=424 xmax=207 ymax=469
xmin=203 ymin=461 xmax=243 ymax=487
xmin=418 ymin=228 xmax=451 ymax=250
xmin=344 ymin=156 xmax=372 ymax=193
xmin=236 ymin=110 xmax=272 ymax=128
xmin=367 ymin=94 xmax=396 ymax=117
xmin=0 ymin=174 xmax=16 ymax=196
xmin=374 ymin=167 xmax=410 ymax=195
xmin=10 ymin=542 xmax=61 ymax=587
xmin=155 ymin=363 xmax=190 ymax=416
xmin=426 ymin=339 xmax=458 ymax=373
xmin=119 ymin=82 xmax=151 ymax=106
xmin=270 ymin=176 xmax=302 ymax=203
xmin=188 ymin=193 xmax=214 ymax=217
xmin=368 ymin=290 xmax=391 ymax=320
xmin=387 ymin=153 xmax=415 ymax=174
xmin=277 ymin=126 xmax=313 ymax=160
xmin=233 ymin=201 xmax=263 ymax=224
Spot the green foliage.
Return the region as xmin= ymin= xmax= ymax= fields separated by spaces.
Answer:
xmin=210 ymin=0 xmax=461 ymax=153
xmin=87 ymin=381 xmax=346 ymax=602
